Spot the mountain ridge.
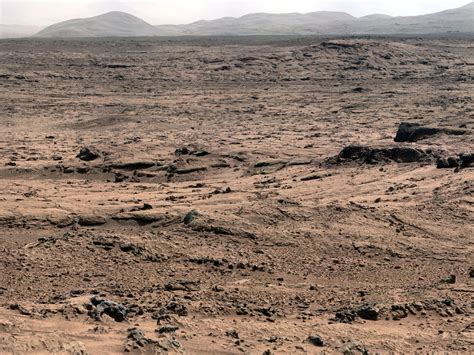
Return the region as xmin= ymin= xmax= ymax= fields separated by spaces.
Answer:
xmin=35 ymin=11 xmax=158 ymax=38
xmin=2 ymin=2 xmax=472 ymax=38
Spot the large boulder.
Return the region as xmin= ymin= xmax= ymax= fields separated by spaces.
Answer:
xmin=338 ymin=145 xmax=428 ymax=164
xmin=394 ymin=122 xmax=467 ymax=142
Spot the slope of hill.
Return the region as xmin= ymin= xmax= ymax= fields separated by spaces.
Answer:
xmin=35 ymin=11 xmax=158 ymax=38
xmin=15 ymin=2 xmax=474 ymax=38
xmin=0 ymin=25 xmax=43 ymax=38
xmin=154 ymin=2 xmax=474 ymax=36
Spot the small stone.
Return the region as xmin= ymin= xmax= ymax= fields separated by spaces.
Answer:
xmin=77 ymin=147 xmax=100 ymax=161
xmin=157 ymin=325 xmax=178 ymax=334
xmin=226 ymin=330 xmax=239 ymax=339
xmin=307 ymin=334 xmax=325 ymax=347
xmin=442 ymin=275 xmax=456 ymax=284
xmin=183 ymin=210 xmax=199 ymax=225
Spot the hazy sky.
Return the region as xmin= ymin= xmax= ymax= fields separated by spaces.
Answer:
xmin=0 ymin=0 xmax=471 ymax=26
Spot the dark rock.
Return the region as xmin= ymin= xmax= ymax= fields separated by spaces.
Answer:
xmin=460 ymin=153 xmax=474 ymax=168
xmin=225 ymin=330 xmax=239 ymax=339
xmin=437 ymin=157 xmax=459 ymax=169
xmin=183 ymin=210 xmax=199 ymax=225
xmin=394 ymin=122 xmax=467 ymax=142
xmin=175 ymin=147 xmax=189 ymax=156
xmin=92 ymin=237 xmax=116 ymax=250
xmin=470 ymin=268 xmax=474 ymax=278
xmin=307 ymin=334 xmax=325 ymax=346
xmin=125 ymin=327 xmax=158 ymax=352
xmin=356 ymin=304 xmax=380 ymax=320
xmin=114 ymin=172 xmax=128 ymax=183
xmin=78 ymin=215 xmax=107 ymax=226
xmin=109 ymin=162 xmax=155 ymax=170
xmin=77 ymin=147 xmax=100 ymax=161
xmin=128 ymin=327 xmax=146 ymax=341
xmin=9 ymin=303 xmax=31 ymax=315
xmin=442 ymin=275 xmax=456 ymax=284
xmin=156 ymin=301 xmax=188 ymax=317
xmin=164 ymin=280 xmax=199 ymax=292
xmin=88 ymin=297 xmax=128 ymax=322
xmin=174 ymin=167 xmax=207 ymax=175
xmin=301 ymin=173 xmax=331 ymax=181
xmin=157 ymin=325 xmax=179 ymax=334
xmin=338 ymin=145 xmax=428 ymax=164
xmin=343 ymin=341 xmax=369 ymax=355
xmin=76 ymin=166 xmax=90 ymax=174
xmin=335 ymin=304 xmax=380 ymax=322
xmin=194 ymin=150 xmax=210 ymax=157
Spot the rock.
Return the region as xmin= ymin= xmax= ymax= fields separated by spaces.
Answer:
xmin=76 ymin=166 xmax=90 ymax=174
xmin=78 ymin=215 xmax=108 ymax=226
xmin=437 ymin=157 xmax=459 ymax=169
xmin=442 ymin=275 xmax=456 ymax=284
xmin=127 ymin=327 xmax=146 ymax=341
xmin=343 ymin=341 xmax=369 ymax=355
xmin=470 ymin=268 xmax=474 ymax=278
xmin=356 ymin=304 xmax=380 ymax=320
xmin=125 ymin=327 xmax=157 ymax=351
xmin=183 ymin=210 xmax=199 ymax=225
xmin=225 ymin=330 xmax=239 ymax=339
xmin=335 ymin=304 xmax=380 ymax=322
xmin=460 ymin=153 xmax=474 ymax=168
xmin=114 ymin=172 xmax=128 ymax=183
xmin=9 ymin=303 xmax=31 ymax=315
xmin=394 ymin=122 xmax=467 ymax=142
xmin=194 ymin=150 xmax=210 ymax=157
xmin=437 ymin=153 xmax=473 ymax=169
xmin=338 ymin=145 xmax=428 ymax=164
xmin=88 ymin=297 xmax=128 ymax=322
xmin=301 ymin=173 xmax=332 ymax=181
xmin=164 ymin=280 xmax=199 ymax=292
xmin=157 ymin=325 xmax=178 ymax=334
xmin=307 ymin=334 xmax=325 ymax=347
xmin=157 ymin=301 xmax=188 ymax=317
xmin=77 ymin=147 xmax=100 ymax=161
xmin=109 ymin=161 xmax=155 ymax=170
xmin=62 ymin=341 xmax=88 ymax=355
xmin=175 ymin=147 xmax=189 ymax=156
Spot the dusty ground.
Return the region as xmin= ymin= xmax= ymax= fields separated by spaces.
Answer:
xmin=0 ymin=36 xmax=473 ymax=354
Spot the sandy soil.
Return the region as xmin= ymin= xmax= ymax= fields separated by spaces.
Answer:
xmin=0 ymin=36 xmax=473 ymax=354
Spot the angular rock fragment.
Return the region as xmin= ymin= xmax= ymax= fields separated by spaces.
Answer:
xmin=338 ymin=145 xmax=429 ymax=164
xmin=88 ymin=297 xmax=128 ymax=322
xmin=394 ymin=122 xmax=467 ymax=142
xmin=77 ymin=147 xmax=100 ymax=161
xmin=307 ymin=334 xmax=325 ymax=347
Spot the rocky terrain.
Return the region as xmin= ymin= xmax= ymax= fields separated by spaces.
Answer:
xmin=0 ymin=36 xmax=473 ymax=354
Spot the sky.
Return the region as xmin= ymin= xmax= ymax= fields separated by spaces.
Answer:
xmin=0 ymin=0 xmax=471 ymax=26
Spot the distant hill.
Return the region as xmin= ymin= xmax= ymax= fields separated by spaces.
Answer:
xmin=35 ymin=11 xmax=158 ymax=38
xmin=0 ymin=25 xmax=43 ymax=38
xmin=9 ymin=2 xmax=474 ymax=38
xmin=154 ymin=2 xmax=474 ymax=36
